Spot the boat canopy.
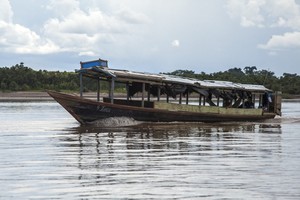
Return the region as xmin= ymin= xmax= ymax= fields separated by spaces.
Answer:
xmin=77 ymin=59 xmax=271 ymax=93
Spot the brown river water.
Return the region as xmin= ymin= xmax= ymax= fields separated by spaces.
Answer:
xmin=0 ymin=101 xmax=299 ymax=199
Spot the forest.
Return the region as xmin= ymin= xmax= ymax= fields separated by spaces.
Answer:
xmin=0 ymin=63 xmax=299 ymax=98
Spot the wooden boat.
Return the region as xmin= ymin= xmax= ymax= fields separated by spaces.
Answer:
xmin=48 ymin=59 xmax=282 ymax=125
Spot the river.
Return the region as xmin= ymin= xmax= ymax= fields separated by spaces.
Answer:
xmin=0 ymin=101 xmax=299 ymax=199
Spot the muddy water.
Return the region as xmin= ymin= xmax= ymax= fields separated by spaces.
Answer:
xmin=0 ymin=101 xmax=299 ymax=199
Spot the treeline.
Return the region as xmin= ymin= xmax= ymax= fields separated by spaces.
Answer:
xmin=0 ymin=63 xmax=107 ymax=92
xmin=0 ymin=63 xmax=299 ymax=96
xmin=0 ymin=63 xmax=79 ymax=91
xmin=166 ymin=66 xmax=300 ymax=96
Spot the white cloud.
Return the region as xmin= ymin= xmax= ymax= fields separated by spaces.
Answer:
xmin=226 ymin=0 xmax=300 ymax=29
xmin=171 ymin=40 xmax=180 ymax=47
xmin=115 ymin=6 xmax=151 ymax=24
xmin=226 ymin=0 xmax=300 ymax=51
xmin=44 ymin=9 xmax=127 ymax=35
xmin=79 ymin=51 xmax=96 ymax=56
xmin=0 ymin=0 xmax=13 ymax=23
xmin=268 ymin=0 xmax=300 ymax=30
xmin=0 ymin=0 xmax=150 ymax=56
xmin=0 ymin=20 xmax=59 ymax=54
xmin=226 ymin=0 xmax=266 ymax=28
xmin=46 ymin=0 xmax=80 ymax=18
xmin=43 ymin=1 xmax=151 ymax=56
xmin=258 ymin=31 xmax=300 ymax=50
xmin=43 ymin=8 xmax=125 ymax=56
xmin=0 ymin=0 xmax=60 ymax=54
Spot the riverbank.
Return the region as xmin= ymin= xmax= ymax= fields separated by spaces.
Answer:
xmin=0 ymin=91 xmax=95 ymax=101
xmin=0 ymin=91 xmax=127 ymax=102
xmin=0 ymin=92 xmax=52 ymax=101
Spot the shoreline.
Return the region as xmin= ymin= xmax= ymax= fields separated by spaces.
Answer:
xmin=1 ymin=91 xmax=300 ymax=102
xmin=0 ymin=91 xmax=53 ymax=102
xmin=0 ymin=91 xmax=126 ymax=102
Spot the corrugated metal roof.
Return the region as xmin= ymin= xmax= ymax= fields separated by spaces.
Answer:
xmin=239 ymin=83 xmax=270 ymax=91
xmin=81 ymin=67 xmax=271 ymax=92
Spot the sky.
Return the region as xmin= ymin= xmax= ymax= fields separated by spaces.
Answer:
xmin=0 ymin=0 xmax=300 ymax=76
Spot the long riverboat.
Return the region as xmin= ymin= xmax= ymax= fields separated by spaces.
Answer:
xmin=48 ymin=59 xmax=282 ymax=125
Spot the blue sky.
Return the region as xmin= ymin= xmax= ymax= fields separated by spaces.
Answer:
xmin=0 ymin=0 xmax=300 ymax=76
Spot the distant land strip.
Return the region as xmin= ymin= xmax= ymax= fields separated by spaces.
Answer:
xmin=1 ymin=63 xmax=300 ymax=98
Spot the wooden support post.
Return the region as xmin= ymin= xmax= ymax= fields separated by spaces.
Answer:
xmin=217 ymin=97 xmax=220 ymax=106
xmin=186 ymin=92 xmax=189 ymax=105
xmin=147 ymin=84 xmax=151 ymax=102
xmin=274 ymin=91 xmax=282 ymax=115
xmin=109 ymin=81 xmax=111 ymax=99
xmin=97 ymin=78 xmax=100 ymax=102
xmin=203 ymin=97 xmax=206 ymax=106
xmin=167 ymin=94 xmax=169 ymax=103
xmin=199 ymin=94 xmax=202 ymax=106
xmin=126 ymin=82 xmax=130 ymax=101
xmin=79 ymin=73 xmax=83 ymax=98
xmin=253 ymin=94 xmax=255 ymax=108
xmin=109 ymin=79 xmax=115 ymax=104
xmin=142 ymin=82 xmax=145 ymax=107
xmin=179 ymin=93 xmax=182 ymax=104
xmin=242 ymin=98 xmax=245 ymax=108
xmin=259 ymin=94 xmax=262 ymax=108
xmin=157 ymin=86 xmax=160 ymax=101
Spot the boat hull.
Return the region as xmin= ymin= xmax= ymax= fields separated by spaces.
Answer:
xmin=48 ymin=91 xmax=276 ymax=125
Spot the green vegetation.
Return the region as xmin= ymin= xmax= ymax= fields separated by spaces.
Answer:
xmin=0 ymin=63 xmax=108 ymax=92
xmin=166 ymin=67 xmax=300 ymax=97
xmin=0 ymin=63 xmax=299 ymax=97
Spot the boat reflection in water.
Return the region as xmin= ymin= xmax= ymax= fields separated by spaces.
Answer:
xmin=49 ymin=120 xmax=289 ymax=199
xmin=59 ymin=120 xmax=282 ymax=164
